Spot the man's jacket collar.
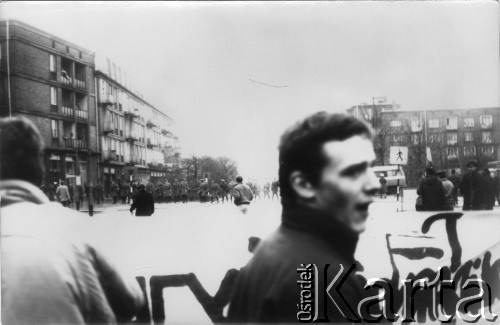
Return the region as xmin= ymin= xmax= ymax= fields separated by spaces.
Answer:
xmin=281 ymin=205 xmax=359 ymax=262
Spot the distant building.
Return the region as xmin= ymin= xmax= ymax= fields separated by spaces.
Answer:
xmin=0 ymin=20 xmax=99 ymax=188
xmin=0 ymin=19 xmax=181 ymax=193
xmin=380 ymin=107 xmax=500 ymax=186
xmin=95 ymin=59 xmax=179 ymax=192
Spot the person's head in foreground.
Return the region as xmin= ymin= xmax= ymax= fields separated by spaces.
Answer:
xmin=0 ymin=116 xmax=45 ymax=185
xmin=278 ymin=111 xmax=379 ymax=233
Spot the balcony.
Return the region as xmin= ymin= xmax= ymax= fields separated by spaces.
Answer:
xmin=61 ymin=75 xmax=73 ymax=85
xmin=147 ymin=138 xmax=158 ymax=149
xmin=103 ymin=150 xmax=117 ymax=161
xmin=62 ymin=106 xmax=74 ymax=117
xmin=64 ymin=138 xmax=87 ymax=149
xmin=147 ymin=120 xmax=156 ymax=128
xmin=124 ymin=111 xmax=139 ymax=120
xmin=128 ymin=155 xmax=141 ymax=165
xmin=126 ymin=135 xmax=139 ymax=142
xmin=74 ymin=79 xmax=86 ymax=89
xmin=75 ymin=109 xmax=88 ymax=119
xmin=103 ymin=123 xmax=116 ymax=134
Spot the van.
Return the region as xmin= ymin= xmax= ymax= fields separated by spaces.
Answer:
xmin=372 ymin=165 xmax=406 ymax=194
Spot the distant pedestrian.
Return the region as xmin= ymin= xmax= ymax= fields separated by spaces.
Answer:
xmin=461 ymin=161 xmax=487 ymax=211
xmin=110 ymin=181 xmax=119 ymax=204
xmin=56 ymin=181 xmax=71 ymax=207
xmin=494 ymin=169 xmax=500 ymax=206
xmin=437 ymin=171 xmax=454 ymax=211
xmin=379 ymin=175 xmax=387 ymax=199
xmin=94 ymin=181 xmax=104 ymax=204
xmin=210 ymin=180 xmax=220 ymax=203
xmin=448 ymin=169 xmax=460 ymax=205
xmin=232 ymin=176 xmax=254 ymax=214
xmin=73 ymin=183 xmax=84 ymax=210
xmin=263 ymin=182 xmax=271 ymax=199
xmin=47 ymin=183 xmax=56 ymax=201
xmin=417 ymin=167 xmax=445 ymax=211
xmin=199 ymin=179 xmax=209 ymax=203
xmin=86 ymin=182 xmax=94 ymax=216
xmin=130 ymin=184 xmax=154 ymax=216
xmin=172 ymin=179 xmax=180 ymax=203
xmin=220 ymin=179 xmax=230 ymax=203
xmin=180 ymin=179 xmax=189 ymax=203
xmin=483 ymin=168 xmax=495 ymax=210
xmin=271 ymin=179 xmax=279 ymax=201
xmin=119 ymin=181 xmax=129 ymax=204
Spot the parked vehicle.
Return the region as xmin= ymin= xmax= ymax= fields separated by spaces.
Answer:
xmin=372 ymin=165 xmax=406 ymax=194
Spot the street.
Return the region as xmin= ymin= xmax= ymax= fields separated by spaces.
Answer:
xmin=77 ymin=190 xmax=500 ymax=323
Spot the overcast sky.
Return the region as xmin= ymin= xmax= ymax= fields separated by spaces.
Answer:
xmin=2 ymin=1 xmax=499 ymax=181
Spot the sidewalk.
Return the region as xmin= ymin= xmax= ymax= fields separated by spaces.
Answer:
xmin=65 ymin=197 xmax=130 ymax=214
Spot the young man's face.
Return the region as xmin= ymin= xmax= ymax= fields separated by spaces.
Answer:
xmin=312 ymin=135 xmax=379 ymax=233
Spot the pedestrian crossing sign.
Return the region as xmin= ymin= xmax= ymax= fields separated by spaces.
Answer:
xmin=390 ymin=146 xmax=408 ymax=165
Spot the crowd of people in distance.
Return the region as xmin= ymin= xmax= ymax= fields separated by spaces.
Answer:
xmin=42 ymin=175 xmax=282 ymax=215
xmin=416 ymin=161 xmax=500 ymax=212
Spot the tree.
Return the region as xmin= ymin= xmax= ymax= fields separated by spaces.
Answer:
xmin=182 ymin=155 xmax=238 ymax=184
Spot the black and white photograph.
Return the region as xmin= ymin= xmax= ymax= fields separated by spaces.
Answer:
xmin=1 ymin=1 xmax=499 ymax=323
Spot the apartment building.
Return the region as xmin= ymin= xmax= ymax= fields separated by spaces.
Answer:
xmin=0 ymin=20 xmax=99 ymax=188
xmin=380 ymin=107 xmax=500 ymax=186
xmin=95 ymin=59 xmax=177 ymax=193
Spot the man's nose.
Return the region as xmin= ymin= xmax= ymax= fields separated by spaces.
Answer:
xmin=365 ymin=168 xmax=381 ymax=194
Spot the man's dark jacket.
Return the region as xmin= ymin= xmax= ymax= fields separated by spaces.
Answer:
xmin=461 ymin=170 xmax=487 ymax=210
xmin=130 ymin=190 xmax=154 ymax=216
xmin=227 ymin=206 xmax=368 ymax=323
xmin=417 ymin=175 xmax=445 ymax=211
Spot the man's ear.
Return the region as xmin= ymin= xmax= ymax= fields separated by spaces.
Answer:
xmin=289 ymin=171 xmax=316 ymax=200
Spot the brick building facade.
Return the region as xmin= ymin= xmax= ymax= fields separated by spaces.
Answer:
xmin=0 ymin=20 xmax=99 ymax=189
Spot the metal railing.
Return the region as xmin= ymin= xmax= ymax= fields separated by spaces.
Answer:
xmin=64 ymin=138 xmax=87 ymax=149
xmin=75 ymin=109 xmax=88 ymax=119
xmin=62 ymin=106 xmax=74 ymax=116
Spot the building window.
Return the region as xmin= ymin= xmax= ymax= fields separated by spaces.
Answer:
xmin=482 ymin=131 xmax=492 ymax=144
xmin=464 ymin=117 xmax=474 ymax=128
xmin=446 ymin=116 xmax=458 ymax=130
xmin=412 ymin=134 xmax=421 ymax=145
xmin=447 ymin=147 xmax=458 ymax=158
xmin=50 ymin=87 xmax=57 ymax=105
xmin=411 ymin=118 xmax=422 ymax=132
xmin=480 ymin=115 xmax=493 ymax=128
xmin=429 ymin=133 xmax=441 ymax=143
xmin=482 ymin=145 xmax=494 ymax=157
xmin=464 ymin=146 xmax=476 ymax=157
xmin=51 ymin=120 xmax=58 ymax=138
xmin=464 ymin=132 xmax=473 ymax=142
xmin=49 ymin=54 xmax=56 ymax=72
xmin=428 ymin=119 xmax=439 ymax=129
xmin=446 ymin=132 xmax=457 ymax=145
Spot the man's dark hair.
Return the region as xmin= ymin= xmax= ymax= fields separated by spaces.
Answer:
xmin=0 ymin=116 xmax=45 ymax=185
xmin=236 ymin=176 xmax=243 ymax=183
xmin=278 ymin=112 xmax=373 ymax=208
xmin=426 ymin=167 xmax=436 ymax=176
xmin=467 ymin=160 xmax=478 ymax=168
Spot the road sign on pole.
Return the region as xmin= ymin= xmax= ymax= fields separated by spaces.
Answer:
xmin=390 ymin=146 xmax=408 ymax=165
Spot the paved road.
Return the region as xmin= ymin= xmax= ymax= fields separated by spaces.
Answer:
xmin=74 ymin=191 xmax=499 ymax=323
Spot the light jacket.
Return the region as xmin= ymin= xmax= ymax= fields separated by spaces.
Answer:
xmin=232 ymin=183 xmax=253 ymax=205
xmin=1 ymin=180 xmax=144 ymax=324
